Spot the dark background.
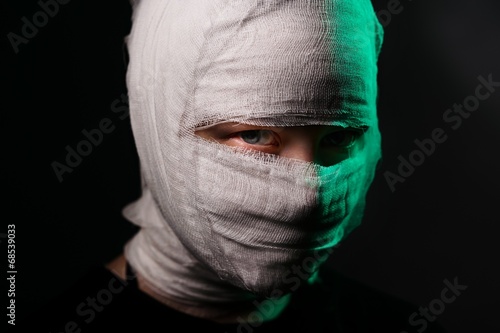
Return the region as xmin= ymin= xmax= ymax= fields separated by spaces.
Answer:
xmin=2 ymin=1 xmax=499 ymax=332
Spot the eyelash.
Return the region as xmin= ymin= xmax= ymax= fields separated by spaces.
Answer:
xmin=235 ymin=129 xmax=361 ymax=148
xmin=320 ymin=130 xmax=362 ymax=148
xmin=237 ymin=130 xmax=277 ymax=146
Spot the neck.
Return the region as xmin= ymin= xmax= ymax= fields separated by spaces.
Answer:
xmin=106 ymin=252 xmax=291 ymax=324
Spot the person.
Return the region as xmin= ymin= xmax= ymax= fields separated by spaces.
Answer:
xmin=17 ymin=0 xmax=447 ymax=332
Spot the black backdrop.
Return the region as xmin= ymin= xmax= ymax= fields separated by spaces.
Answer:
xmin=2 ymin=1 xmax=499 ymax=332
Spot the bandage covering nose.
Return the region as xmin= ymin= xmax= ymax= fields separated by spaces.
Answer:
xmin=123 ymin=0 xmax=384 ymax=302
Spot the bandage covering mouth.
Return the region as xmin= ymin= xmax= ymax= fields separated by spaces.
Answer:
xmin=123 ymin=0 xmax=383 ymax=302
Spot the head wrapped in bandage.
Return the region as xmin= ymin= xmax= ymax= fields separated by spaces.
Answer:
xmin=123 ymin=0 xmax=383 ymax=304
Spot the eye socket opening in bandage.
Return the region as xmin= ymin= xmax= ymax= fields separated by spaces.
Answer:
xmin=191 ymin=119 xmax=369 ymax=172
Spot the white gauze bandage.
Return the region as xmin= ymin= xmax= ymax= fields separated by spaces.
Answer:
xmin=123 ymin=0 xmax=384 ymax=303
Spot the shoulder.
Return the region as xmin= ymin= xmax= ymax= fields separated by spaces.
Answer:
xmin=15 ymin=265 xmax=222 ymax=332
xmin=15 ymin=265 xmax=125 ymax=331
xmin=291 ymin=266 xmax=449 ymax=333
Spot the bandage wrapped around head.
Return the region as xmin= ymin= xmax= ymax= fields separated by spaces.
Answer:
xmin=123 ymin=0 xmax=384 ymax=302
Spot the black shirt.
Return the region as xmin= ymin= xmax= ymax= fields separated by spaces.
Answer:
xmin=14 ymin=262 xmax=447 ymax=333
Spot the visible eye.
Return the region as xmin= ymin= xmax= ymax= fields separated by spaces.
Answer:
xmin=321 ymin=130 xmax=361 ymax=148
xmin=238 ymin=130 xmax=277 ymax=146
